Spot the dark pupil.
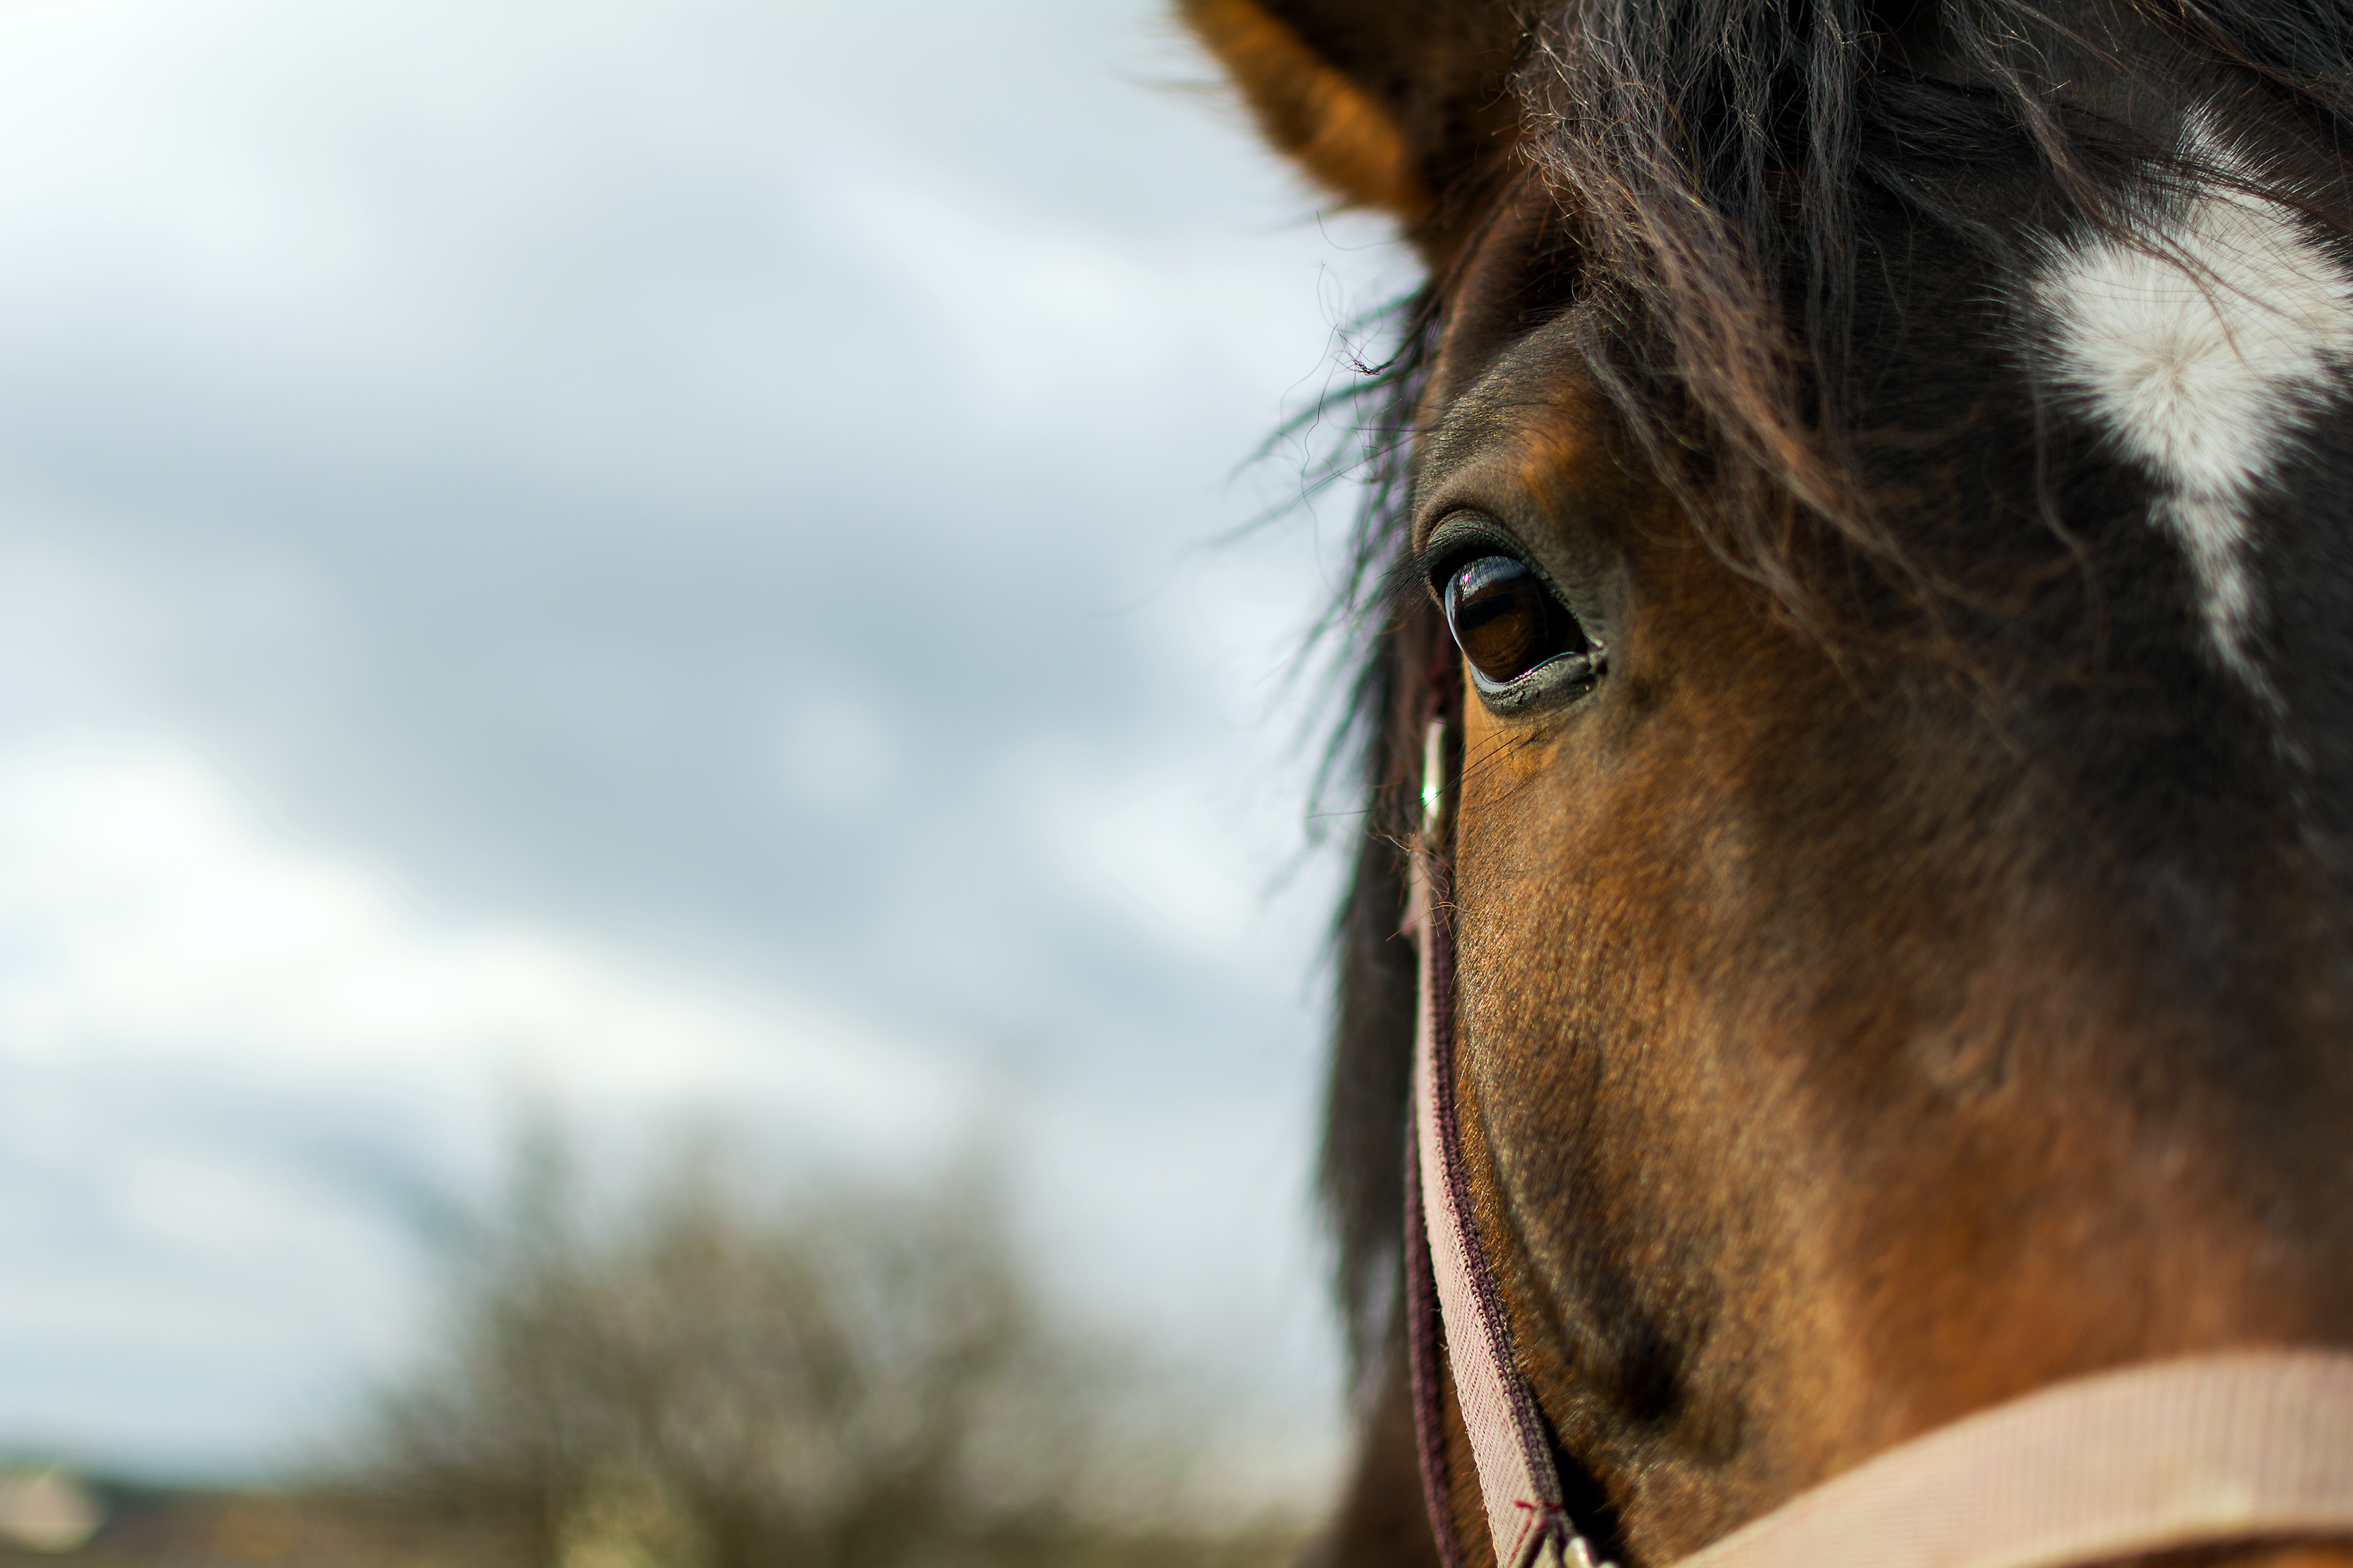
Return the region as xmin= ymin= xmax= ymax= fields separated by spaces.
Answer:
xmin=1445 ymin=556 xmax=1578 ymax=684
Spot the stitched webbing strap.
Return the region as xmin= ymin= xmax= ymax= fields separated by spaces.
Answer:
xmin=1404 ymin=798 xmax=1607 ymax=1568
xmin=1681 ymin=1351 xmax=2353 ymax=1568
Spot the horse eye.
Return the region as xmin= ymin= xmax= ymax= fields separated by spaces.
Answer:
xmin=1443 ymin=555 xmax=1591 ymax=693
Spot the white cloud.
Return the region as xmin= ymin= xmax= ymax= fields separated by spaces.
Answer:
xmin=0 ymin=0 xmax=1375 ymax=1487
xmin=0 ymin=731 xmax=959 ymax=1128
xmin=0 ymin=731 xmax=980 ymax=1467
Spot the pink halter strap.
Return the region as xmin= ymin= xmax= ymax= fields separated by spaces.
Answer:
xmin=1403 ymin=719 xmax=1607 ymax=1568
xmin=1677 ymin=1352 xmax=2353 ymax=1568
xmin=1402 ymin=718 xmax=2353 ymax=1568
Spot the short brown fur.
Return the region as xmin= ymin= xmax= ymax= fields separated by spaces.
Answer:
xmin=1181 ymin=0 xmax=2353 ymax=1563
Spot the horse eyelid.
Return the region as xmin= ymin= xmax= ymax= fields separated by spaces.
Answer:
xmin=1466 ymin=644 xmax=1608 ymax=702
xmin=1418 ymin=512 xmax=1587 ymax=609
xmin=1419 ymin=512 xmax=1511 ymax=575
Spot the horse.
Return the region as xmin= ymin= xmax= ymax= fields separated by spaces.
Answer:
xmin=1180 ymin=1 xmax=2353 ymax=1565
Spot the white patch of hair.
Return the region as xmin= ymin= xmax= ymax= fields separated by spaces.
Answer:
xmin=2028 ymin=117 xmax=2353 ymax=704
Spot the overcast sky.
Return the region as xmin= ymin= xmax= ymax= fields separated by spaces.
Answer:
xmin=0 ymin=0 xmax=1412 ymax=1493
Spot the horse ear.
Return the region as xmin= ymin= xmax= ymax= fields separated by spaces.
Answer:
xmin=1179 ymin=0 xmax=1521 ymax=238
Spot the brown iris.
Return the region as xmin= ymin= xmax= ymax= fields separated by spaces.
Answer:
xmin=1443 ymin=555 xmax=1586 ymax=692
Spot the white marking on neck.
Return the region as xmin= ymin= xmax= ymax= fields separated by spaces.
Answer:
xmin=2029 ymin=118 xmax=2353 ymax=703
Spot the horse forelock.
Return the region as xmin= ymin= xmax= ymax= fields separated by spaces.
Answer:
xmin=1314 ymin=0 xmax=2353 ymax=1464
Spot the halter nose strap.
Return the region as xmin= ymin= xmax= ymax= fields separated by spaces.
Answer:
xmin=1404 ymin=717 xmax=1613 ymax=1568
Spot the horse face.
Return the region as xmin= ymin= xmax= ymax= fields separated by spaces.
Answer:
xmin=1414 ymin=190 xmax=2000 ymax=1553
xmin=1189 ymin=0 xmax=2353 ymax=1561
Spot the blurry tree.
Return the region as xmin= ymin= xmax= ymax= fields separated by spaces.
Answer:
xmin=359 ymin=1128 xmax=1169 ymax=1568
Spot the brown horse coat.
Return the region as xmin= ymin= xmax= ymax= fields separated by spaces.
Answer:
xmin=1183 ymin=1 xmax=2353 ymax=1563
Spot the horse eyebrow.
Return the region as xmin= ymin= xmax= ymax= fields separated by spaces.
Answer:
xmin=1408 ymin=310 xmax=1597 ymax=550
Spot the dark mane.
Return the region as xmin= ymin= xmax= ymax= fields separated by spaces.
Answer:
xmin=1313 ymin=0 xmax=2353 ymax=1392
xmin=1307 ymin=298 xmax=1434 ymax=1378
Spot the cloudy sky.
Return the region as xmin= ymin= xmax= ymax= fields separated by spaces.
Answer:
xmin=0 ymin=0 xmax=1411 ymax=1491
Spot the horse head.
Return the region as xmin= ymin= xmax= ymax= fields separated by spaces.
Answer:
xmin=1183 ymin=1 xmax=2353 ymax=1562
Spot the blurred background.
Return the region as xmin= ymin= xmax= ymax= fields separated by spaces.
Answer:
xmin=0 ymin=0 xmax=1410 ymax=1561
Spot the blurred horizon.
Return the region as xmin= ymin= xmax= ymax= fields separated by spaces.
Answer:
xmin=0 ymin=0 xmax=1410 ymax=1498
